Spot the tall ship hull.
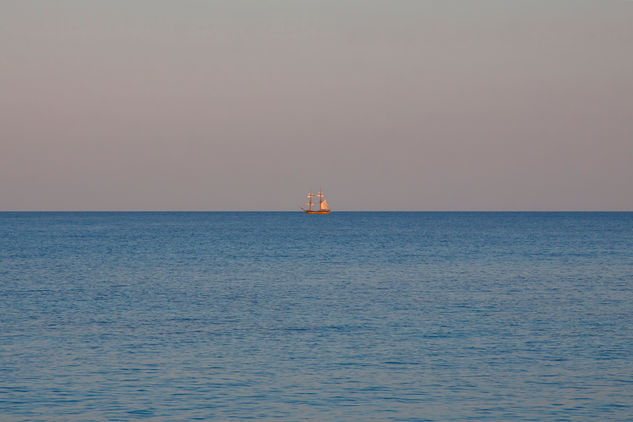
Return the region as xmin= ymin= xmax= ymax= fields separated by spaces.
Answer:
xmin=304 ymin=210 xmax=331 ymax=215
xmin=301 ymin=190 xmax=331 ymax=214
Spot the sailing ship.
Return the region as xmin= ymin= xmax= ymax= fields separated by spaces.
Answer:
xmin=301 ymin=190 xmax=331 ymax=214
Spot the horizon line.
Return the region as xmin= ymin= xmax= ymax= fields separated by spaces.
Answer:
xmin=2 ymin=210 xmax=633 ymax=213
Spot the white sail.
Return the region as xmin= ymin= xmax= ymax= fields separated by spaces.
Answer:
xmin=320 ymin=199 xmax=330 ymax=210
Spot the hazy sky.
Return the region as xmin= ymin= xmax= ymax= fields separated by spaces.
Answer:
xmin=1 ymin=1 xmax=632 ymax=210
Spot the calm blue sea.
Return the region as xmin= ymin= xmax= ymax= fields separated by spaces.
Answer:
xmin=1 ymin=212 xmax=633 ymax=421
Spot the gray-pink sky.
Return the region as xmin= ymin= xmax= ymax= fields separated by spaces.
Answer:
xmin=1 ymin=1 xmax=632 ymax=211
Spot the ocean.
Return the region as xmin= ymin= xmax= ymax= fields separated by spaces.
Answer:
xmin=1 ymin=212 xmax=632 ymax=421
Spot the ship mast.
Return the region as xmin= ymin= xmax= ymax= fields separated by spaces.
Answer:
xmin=306 ymin=192 xmax=314 ymax=212
xmin=317 ymin=189 xmax=324 ymax=211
